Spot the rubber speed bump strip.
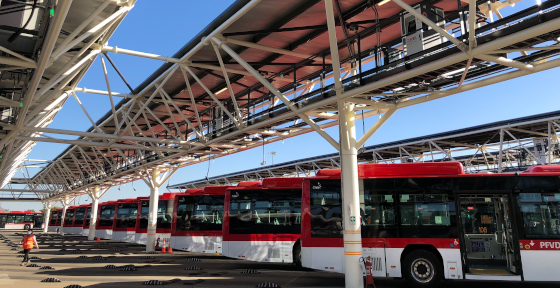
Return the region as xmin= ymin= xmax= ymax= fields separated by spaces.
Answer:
xmin=41 ymin=278 xmax=61 ymax=282
xmin=39 ymin=266 xmax=55 ymax=270
xmin=120 ymin=266 xmax=138 ymax=271
xmin=184 ymin=266 xmax=201 ymax=270
xmin=10 ymin=248 xmax=17 ymax=250
xmin=185 ymin=258 xmax=200 ymax=261
xmin=17 ymin=255 xmax=24 ymax=258
xmin=241 ymin=269 xmax=260 ymax=274
xmin=91 ymin=256 xmax=107 ymax=260
xmin=143 ymin=280 xmax=166 ymax=285
xmin=141 ymin=256 xmax=154 ymax=259
xmin=27 ymin=264 xmax=41 ymax=268
xmin=256 ymin=283 xmax=280 ymax=288
xmin=70 ymin=250 xmax=82 ymax=254
xmin=146 ymin=251 xmax=159 ymax=254
xmin=64 ymin=285 xmax=85 ymax=288
xmin=78 ymin=255 xmax=88 ymax=259
xmin=103 ymin=265 xmax=117 ymax=269
xmin=30 ymin=256 xmax=41 ymax=260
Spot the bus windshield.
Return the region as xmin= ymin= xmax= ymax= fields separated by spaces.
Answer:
xmin=176 ymin=195 xmax=224 ymax=231
xmin=229 ymin=189 xmax=301 ymax=235
xmin=115 ymin=203 xmax=138 ymax=228
xmin=98 ymin=205 xmax=115 ymax=227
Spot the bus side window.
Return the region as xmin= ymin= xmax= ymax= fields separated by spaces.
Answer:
xmin=362 ymin=191 xmax=395 ymax=226
xmin=399 ymin=193 xmax=453 ymax=226
xmin=517 ymin=193 xmax=560 ymax=239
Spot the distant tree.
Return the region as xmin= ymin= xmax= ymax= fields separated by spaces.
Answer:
xmin=40 ymin=206 xmax=61 ymax=214
xmin=28 ymin=209 xmax=36 ymax=212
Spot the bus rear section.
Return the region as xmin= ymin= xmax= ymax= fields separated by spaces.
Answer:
xmin=95 ymin=201 xmax=117 ymax=239
xmin=33 ymin=213 xmax=44 ymax=230
xmin=112 ymin=198 xmax=139 ymax=243
xmin=171 ymin=187 xmax=230 ymax=254
xmin=81 ymin=204 xmax=92 ymax=236
xmin=48 ymin=208 xmax=62 ymax=232
xmin=62 ymin=206 xmax=76 ymax=234
xmin=135 ymin=193 xmax=178 ymax=245
xmin=224 ymin=178 xmax=303 ymax=264
xmin=72 ymin=205 xmax=88 ymax=235
xmin=0 ymin=211 xmax=36 ymax=230
xmin=301 ymin=163 xmax=560 ymax=287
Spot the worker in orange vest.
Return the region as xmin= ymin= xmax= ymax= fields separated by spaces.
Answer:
xmin=18 ymin=229 xmax=39 ymax=266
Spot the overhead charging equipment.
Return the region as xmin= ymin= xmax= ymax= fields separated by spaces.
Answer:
xmin=401 ymin=4 xmax=446 ymax=56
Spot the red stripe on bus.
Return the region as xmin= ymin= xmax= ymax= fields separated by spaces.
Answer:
xmin=302 ymin=237 xmax=460 ymax=249
xmin=224 ymin=234 xmax=300 ymax=242
xmin=519 ymin=240 xmax=560 ymax=250
xmin=171 ymin=231 xmax=222 ymax=237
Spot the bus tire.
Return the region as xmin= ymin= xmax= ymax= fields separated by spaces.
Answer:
xmin=402 ymin=250 xmax=442 ymax=288
xmin=293 ymin=241 xmax=302 ymax=268
xmin=23 ymin=224 xmax=30 ymax=230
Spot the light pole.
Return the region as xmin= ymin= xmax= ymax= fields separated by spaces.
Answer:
xmin=269 ymin=151 xmax=276 ymax=165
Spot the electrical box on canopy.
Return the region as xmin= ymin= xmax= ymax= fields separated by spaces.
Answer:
xmin=401 ymin=4 xmax=445 ymax=56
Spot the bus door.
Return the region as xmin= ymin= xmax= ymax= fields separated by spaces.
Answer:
xmin=458 ymin=194 xmax=520 ymax=278
xmin=0 ymin=215 xmax=6 ymax=228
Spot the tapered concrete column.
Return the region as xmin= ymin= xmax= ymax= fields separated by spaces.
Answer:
xmin=146 ymin=169 xmax=160 ymax=252
xmin=324 ymin=0 xmax=363 ymax=286
xmin=141 ymin=167 xmax=178 ymax=252
xmin=60 ymin=196 xmax=70 ymax=235
xmin=339 ymin=103 xmax=363 ymax=288
xmin=87 ymin=186 xmax=106 ymax=241
xmin=42 ymin=202 xmax=52 ymax=233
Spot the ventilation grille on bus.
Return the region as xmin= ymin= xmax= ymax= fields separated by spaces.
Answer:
xmin=370 ymin=257 xmax=383 ymax=271
xmin=268 ymin=248 xmax=280 ymax=259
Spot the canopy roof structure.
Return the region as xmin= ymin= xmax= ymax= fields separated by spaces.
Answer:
xmin=0 ymin=0 xmax=134 ymax=200
xmin=169 ymin=109 xmax=560 ymax=189
xmin=0 ymin=0 xmax=559 ymax=202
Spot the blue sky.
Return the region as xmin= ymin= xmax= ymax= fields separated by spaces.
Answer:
xmin=3 ymin=0 xmax=559 ymax=211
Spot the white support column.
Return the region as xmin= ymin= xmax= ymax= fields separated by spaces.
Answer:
xmin=324 ymin=0 xmax=363 ymax=287
xmin=146 ymin=168 xmax=160 ymax=253
xmin=42 ymin=201 xmax=52 ymax=233
xmin=87 ymin=186 xmax=106 ymax=241
xmin=60 ymin=196 xmax=70 ymax=235
xmin=144 ymin=167 xmax=178 ymax=252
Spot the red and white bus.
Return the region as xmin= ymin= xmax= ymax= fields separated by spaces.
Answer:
xmin=224 ymin=178 xmax=304 ymax=263
xmin=62 ymin=206 xmax=76 ymax=234
xmin=81 ymin=204 xmax=92 ymax=237
xmin=135 ymin=193 xmax=178 ymax=245
xmin=170 ymin=186 xmax=231 ymax=253
xmin=0 ymin=211 xmax=42 ymax=230
xmin=112 ymin=198 xmax=139 ymax=243
xmin=70 ymin=204 xmax=88 ymax=235
xmin=300 ymin=163 xmax=560 ymax=286
xmin=95 ymin=201 xmax=117 ymax=239
xmin=48 ymin=208 xmax=63 ymax=232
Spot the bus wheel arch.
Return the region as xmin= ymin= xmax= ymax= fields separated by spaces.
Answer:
xmin=23 ymin=224 xmax=31 ymax=230
xmin=400 ymin=245 xmax=443 ymax=288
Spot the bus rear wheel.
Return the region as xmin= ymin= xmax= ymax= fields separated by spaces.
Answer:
xmin=23 ymin=224 xmax=30 ymax=230
xmin=402 ymin=250 xmax=442 ymax=288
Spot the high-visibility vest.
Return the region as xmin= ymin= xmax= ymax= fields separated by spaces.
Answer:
xmin=22 ymin=234 xmax=34 ymax=249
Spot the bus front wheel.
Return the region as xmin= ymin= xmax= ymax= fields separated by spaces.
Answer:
xmin=402 ymin=250 xmax=442 ymax=288
xmin=23 ymin=224 xmax=31 ymax=230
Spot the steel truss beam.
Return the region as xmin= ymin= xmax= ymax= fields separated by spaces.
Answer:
xmin=8 ymin=0 xmax=560 ymax=205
